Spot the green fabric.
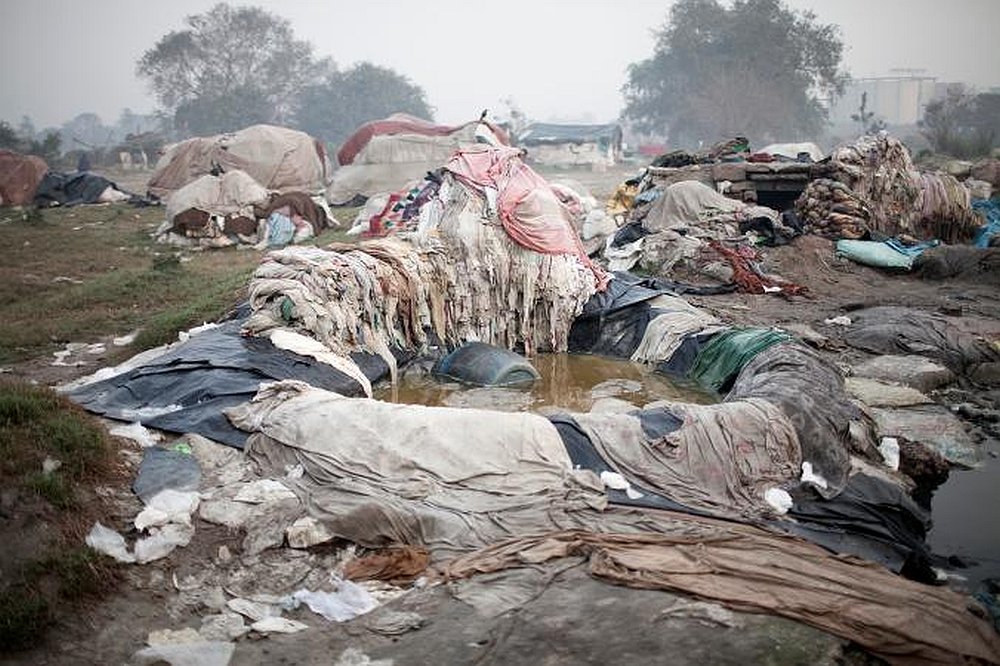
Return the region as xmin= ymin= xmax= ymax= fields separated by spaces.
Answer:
xmin=688 ymin=327 xmax=792 ymax=393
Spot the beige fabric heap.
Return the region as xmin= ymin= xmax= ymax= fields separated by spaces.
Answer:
xmin=571 ymin=399 xmax=801 ymax=517
xmin=163 ymin=170 xmax=269 ymax=223
xmin=243 ymin=240 xmax=434 ymax=379
xmin=149 ymin=124 xmax=331 ymax=198
xmin=327 ymin=123 xmax=482 ymax=204
xmin=435 ymin=530 xmax=1000 ymax=666
xmin=244 ymin=174 xmax=597 ymax=368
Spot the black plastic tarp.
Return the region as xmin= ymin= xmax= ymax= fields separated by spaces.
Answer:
xmin=68 ymin=320 xmax=382 ymax=448
xmin=33 ymin=171 xmax=130 ymax=207
xmin=568 ymin=273 xmax=666 ymax=357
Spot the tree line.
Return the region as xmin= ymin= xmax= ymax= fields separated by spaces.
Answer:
xmin=4 ymin=1 xmax=996 ymax=163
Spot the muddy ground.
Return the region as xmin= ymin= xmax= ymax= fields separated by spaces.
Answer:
xmin=2 ymin=166 xmax=999 ymax=665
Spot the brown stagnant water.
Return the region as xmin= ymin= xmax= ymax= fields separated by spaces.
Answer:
xmin=374 ymin=352 xmax=716 ymax=412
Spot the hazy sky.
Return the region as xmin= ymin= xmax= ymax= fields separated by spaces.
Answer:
xmin=1 ymin=0 xmax=997 ymax=129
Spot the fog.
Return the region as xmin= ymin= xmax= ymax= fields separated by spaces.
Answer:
xmin=0 ymin=0 xmax=997 ymax=128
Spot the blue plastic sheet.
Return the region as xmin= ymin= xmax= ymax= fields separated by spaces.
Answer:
xmin=973 ymin=199 xmax=1000 ymax=248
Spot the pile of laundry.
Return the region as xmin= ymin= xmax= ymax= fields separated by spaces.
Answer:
xmin=797 ymin=133 xmax=981 ymax=243
xmin=244 ymin=146 xmax=608 ymax=375
xmin=155 ymin=171 xmax=332 ymax=249
xmin=603 ymin=180 xmax=802 ymax=292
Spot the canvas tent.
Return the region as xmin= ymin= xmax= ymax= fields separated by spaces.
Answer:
xmin=147 ymin=124 xmax=332 ymax=199
xmin=518 ymin=123 xmax=623 ymax=168
xmin=0 ymin=150 xmax=48 ymax=206
xmin=326 ymin=114 xmax=510 ymax=205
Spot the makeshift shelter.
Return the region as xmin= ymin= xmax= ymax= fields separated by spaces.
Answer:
xmin=518 ymin=123 xmax=623 ymax=168
xmin=0 ymin=149 xmax=48 ymax=206
xmin=147 ymin=124 xmax=332 ymax=199
xmin=326 ymin=114 xmax=509 ymax=205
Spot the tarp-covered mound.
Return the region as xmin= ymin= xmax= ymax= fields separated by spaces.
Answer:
xmin=0 ymin=149 xmax=47 ymax=206
xmin=327 ymin=113 xmax=509 ymax=205
xmin=228 ymin=380 xmax=1000 ymax=664
xmin=148 ymin=124 xmax=331 ymax=199
xmin=245 ymin=149 xmax=608 ymax=373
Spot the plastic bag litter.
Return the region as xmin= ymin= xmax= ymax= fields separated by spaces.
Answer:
xmin=135 ymin=489 xmax=201 ymax=530
xmin=764 ymin=487 xmax=793 ymax=515
xmin=287 ymin=582 xmax=378 ymax=622
xmin=134 ymin=523 xmax=195 ymax=563
xmin=879 ymin=437 xmax=901 ymax=471
xmin=132 ymin=641 xmax=234 ymax=666
xmin=86 ymin=521 xmax=135 ymax=563
xmin=251 ymin=617 xmax=308 ymax=634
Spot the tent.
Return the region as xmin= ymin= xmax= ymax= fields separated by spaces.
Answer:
xmin=147 ymin=124 xmax=332 ymax=199
xmin=326 ymin=114 xmax=509 ymax=205
xmin=0 ymin=150 xmax=48 ymax=206
xmin=518 ymin=123 xmax=623 ymax=168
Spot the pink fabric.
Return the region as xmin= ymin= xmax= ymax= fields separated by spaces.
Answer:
xmin=445 ymin=147 xmax=609 ymax=290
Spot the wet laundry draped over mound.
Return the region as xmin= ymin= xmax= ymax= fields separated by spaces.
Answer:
xmin=148 ymin=124 xmax=331 ymax=199
xmin=434 ymin=530 xmax=1000 ymax=666
xmin=328 ymin=114 xmax=509 ymax=204
xmin=843 ymin=306 xmax=1000 ymax=373
xmin=605 ymin=181 xmax=790 ymax=281
xmin=33 ymin=171 xmax=136 ymax=206
xmin=563 ymin=399 xmax=800 ymax=519
xmin=797 ymin=133 xmax=981 ymax=242
xmin=0 ymin=149 xmax=48 ymax=206
xmin=726 ymin=342 xmax=868 ymax=498
xmin=227 ymin=380 xmax=610 ymax=556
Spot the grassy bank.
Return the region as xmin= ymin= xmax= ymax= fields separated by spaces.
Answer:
xmin=0 ymin=379 xmax=123 ymax=651
xmin=0 ymin=203 xmax=359 ymax=364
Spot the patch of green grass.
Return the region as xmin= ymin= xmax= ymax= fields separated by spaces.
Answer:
xmin=0 ymin=380 xmax=114 ymax=496
xmin=0 ymin=588 xmax=50 ymax=652
xmin=24 ymin=471 xmax=74 ymax=509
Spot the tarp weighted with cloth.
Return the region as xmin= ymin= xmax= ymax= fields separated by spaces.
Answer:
xmin=64 ymin=319 xmax=381 ymax=448
xmin=726 ymin=342 xmax=866 ymax=499
xmin=687 ymin=327 xmax=792 ymax=393
xmin=843 ymin=306 xmax=1000 ymax=373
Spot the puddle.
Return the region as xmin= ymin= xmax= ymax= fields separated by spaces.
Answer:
xmin=375 ymin=353 xmax=716 ymax=413
xmin=928 ymin=446 xmax=1000 ymax=591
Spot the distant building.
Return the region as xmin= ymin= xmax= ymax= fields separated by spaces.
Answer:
xmin=829 ymin=75 xmax=942 ymax=127
xmin=517 ymin=123 xmax=623 ymax=168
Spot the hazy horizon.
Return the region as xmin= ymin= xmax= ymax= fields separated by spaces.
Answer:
xmin=1 ymin=0 xmax=998 ymax=130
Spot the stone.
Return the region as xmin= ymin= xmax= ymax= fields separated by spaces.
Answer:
xmin=287 ymin=516 xmax=335 ymax=549
xmin=871 ymin=405 xmax=982 ymax=468
xmin=852 ymin=355 xmax=955 ymax=393
xmin=844 ymin=377 xmax=933 ymax=408
xmin=199 ymin=612 xmax=249 ymax=641
xmin=132 ymin=642 xmax=235 ymax=666
xmin=367 ymin=611 xmax=424 ymax=636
